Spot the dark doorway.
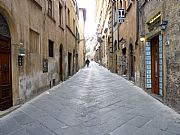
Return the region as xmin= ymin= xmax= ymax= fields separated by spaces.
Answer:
xmin=59 ymin=45 xmax=63 ymax=81
xmin=122 ymin=47 xmax=127 ymax=75
xmin=0 ymin=36 xmax=12 ymax=111
xmin=76 ymin=54 xmax=78 ymax=72
xmin=73 ymin=49 xmax=75 ymax=74
xmin=151 ymin=36 xmax=159 ymax=95
xmin=129 ymin=44 xmax=134 ymax=81
xmin=115 ymin=54 xmax=117 ymax=73
xmin=68 ymin=52 xmax=72 ymax=76
xmin=0 ymin=13 xmax=12 ymax=111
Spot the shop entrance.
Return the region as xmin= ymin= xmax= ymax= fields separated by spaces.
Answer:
xmin=151 ymin=36 xmax=160 ymax=94
xmin=146 ymin=35 xmax=163 ymax=95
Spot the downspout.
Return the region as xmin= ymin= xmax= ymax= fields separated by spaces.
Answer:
xmin=111 ymin=0 xmax=114 ymax=72
xmin=117 ymin=0 xmax=120 ymax=74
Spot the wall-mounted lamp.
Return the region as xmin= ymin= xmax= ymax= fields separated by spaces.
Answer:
xmin=160 ymin=20 xmax=168 ymax=30
xmin=140 ymin=35 xmax=145 ymax=42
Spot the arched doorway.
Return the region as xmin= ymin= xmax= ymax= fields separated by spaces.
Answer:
xmin=59 ymin=44 xmax=63 ymax=81
xmin=122 ymin=47 xmax=127 ymax=75
xmin=0 ymin=13 xmax=12 ymax=111
xmin=129 ymin=44 xmax=134 ymax=81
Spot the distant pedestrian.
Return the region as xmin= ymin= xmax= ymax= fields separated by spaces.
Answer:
xmin=85 ymin=59 xmax=90 ymax=67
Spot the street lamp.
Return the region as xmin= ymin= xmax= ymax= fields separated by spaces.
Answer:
xmin=140 ymin=35 xmax=145 ymax=42
xmin=160 ymin=20 xmax=168 ymax=30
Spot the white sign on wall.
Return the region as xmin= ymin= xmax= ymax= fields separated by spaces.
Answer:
xmin=118 ymin=9 xmax=125 ymax=23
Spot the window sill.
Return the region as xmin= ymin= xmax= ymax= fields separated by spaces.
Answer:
xmin=47 ymin=14 xmax=56 ymax=23
xmin=66 ymin=25 xmax=76 ymax=38
xmin=59 ymin=25 xmax=64 ymax=31
xmin=31 ymin=0 xmax=42 ymax=9
xmin=126 ymin=3 xmax=132 ymax=13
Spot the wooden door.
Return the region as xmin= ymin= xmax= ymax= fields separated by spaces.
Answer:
xmin=151 ymin=36 xmax=159 ymax=95
xmin=0 ymin=36 xmax=12 ymax=111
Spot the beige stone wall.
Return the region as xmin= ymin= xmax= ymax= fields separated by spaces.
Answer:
xmin=117 ymin=1 xmax=137 ymax=80
xmin=78 ymin=9 xmax=86 ymax=68
xmin=95 ymin=0 xmax=110 ymax=67
xmin=0 ymin=0 xmax=81 ymax=107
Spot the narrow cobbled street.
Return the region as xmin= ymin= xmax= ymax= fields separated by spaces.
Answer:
xmin=0 ymin=62 xmax=180 ymax=135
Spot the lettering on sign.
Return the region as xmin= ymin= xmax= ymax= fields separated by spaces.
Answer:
xmin=118 ymin=9 xmax=125 ymax=23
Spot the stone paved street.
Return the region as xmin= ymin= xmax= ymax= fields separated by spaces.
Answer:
xmin=0 ymin=62 xmax=180 ymax=135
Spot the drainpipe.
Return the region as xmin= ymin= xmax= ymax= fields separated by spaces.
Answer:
xmin=117 ymin=0 xmax=120 ymax=75
xmin=111 ymin=0 xmax=114 ymax=72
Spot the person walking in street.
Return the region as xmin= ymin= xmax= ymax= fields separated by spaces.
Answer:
xmin=85 ymin=59 xmax=90 ymax=67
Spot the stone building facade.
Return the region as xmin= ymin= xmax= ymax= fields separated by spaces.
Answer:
xmin=95 ymin=0 xmax=138 ymax=76
xmin=139 ymin=0 xmax=180 ymax=112
xmin=0 ymin=0 xmax=84 ymax=111
xmin=95 ymin=0 xmax=180 ymax=112
xmin=116 ymin=0 xmax=138 ymax=79
xmin=78 ymin=8 xmax=86 ymax=69
xmin=95 ymin=0 xmax=110 ymax=67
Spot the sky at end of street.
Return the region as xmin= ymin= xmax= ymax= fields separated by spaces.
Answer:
xmin=77 ymin=0 xmax=96 ymax=56
xmin=77 ymin=0 xmax=97 ymax=51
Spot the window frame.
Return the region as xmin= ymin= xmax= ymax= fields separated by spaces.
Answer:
xmin=48 ymin=40 xmax=54 ymax=57
xmin=48 ymin=0 xmax=52 ymax=17
xmin=29 ymin=29 xmax=40 ymax=54
xmin=59 ymin=2 xmax=63 ymax=27
xmin=67 ymin=8 xmax=70 ymax=26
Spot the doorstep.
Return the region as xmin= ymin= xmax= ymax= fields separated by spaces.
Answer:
xmin=0 ymin=105 xmax=21 ymax=118
xmin=150 ymin=93 xmax=163 ymax=103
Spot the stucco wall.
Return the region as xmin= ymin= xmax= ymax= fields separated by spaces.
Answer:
xmin=0 ymin=0 xmax=80 ymax=106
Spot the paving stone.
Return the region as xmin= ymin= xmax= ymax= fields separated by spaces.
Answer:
xmin=37 ymin=115 xmax=67 ymax=130
xmin=127 ymin=115 xmax=150 ymax=128
xmin=167 ymin=123 xmax=180 ymax=135
xmin=8 ymin=128 xmax=29 ymax=135
xmin=133 ymin=125 xmax=161 ymax=135
xmin=13 ymin=112 xmax=36 ymax=125
xmin=25 ymin=122 xmax=55 ymax=135
xmin=54 ymin=126 xmax=82 ymax=135
xmin=109 ymin=124 xmax=139 ymax=135
xmin=158 ymin=130 xmax=178 ymax=135
xmin=0 ymin=117 xmax=21 ymax=134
